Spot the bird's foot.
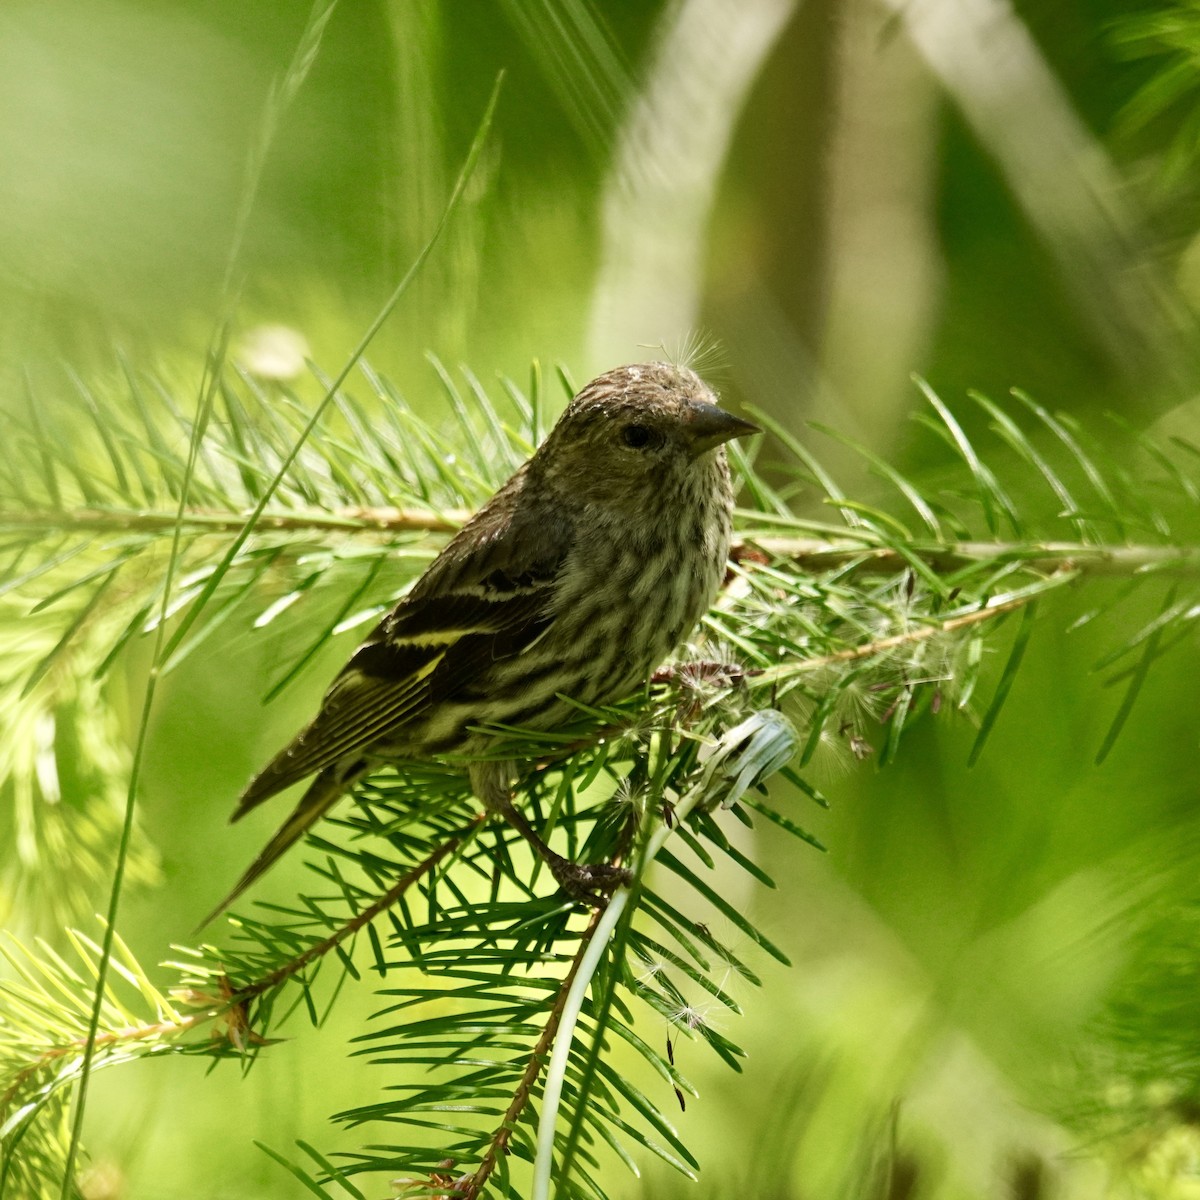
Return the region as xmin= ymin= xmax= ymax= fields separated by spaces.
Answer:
xmin=545 ymin=853 xmax=632 ymax=907
xmin=494 ymin=798 xmax=630 ymax=905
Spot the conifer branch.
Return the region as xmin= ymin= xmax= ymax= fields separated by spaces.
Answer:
xmin=741 ymin=538 xmax=1200 ymax=578
xmin=0 ymin=506 xmax=467 ymax=537
xmin=461 ymin=902 xmax=609 ymax=1200
xmin=231 ymin=821 xmax=478 ymax=1004
xmin=0 ymin=1012 xmax=210 ymax=1123
xmin=2 ymin=827 xmax=477 ymax=1134
xmin=750 ymin=584 xmax=1059 ymax=686
xmin=9 ymin=503 xmax=1200 ymax=580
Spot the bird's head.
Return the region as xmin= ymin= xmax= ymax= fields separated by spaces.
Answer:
xmin=535 ymin=362 xmax=759 ymax=506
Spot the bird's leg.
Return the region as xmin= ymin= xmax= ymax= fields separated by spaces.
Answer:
xmin=497 ymin=801 xmax=631 ymax=904
xmin=470 ymin=760 xmax=631 ymax=905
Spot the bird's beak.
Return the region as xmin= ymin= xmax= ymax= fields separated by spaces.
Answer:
xmin=685 ymin=402 xmax=760 ymax=457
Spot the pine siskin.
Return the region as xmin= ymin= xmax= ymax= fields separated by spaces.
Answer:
xmin=202 ymin=362 xmax=758 ymax=924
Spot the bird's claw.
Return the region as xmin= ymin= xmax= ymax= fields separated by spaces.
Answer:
xmin=547 ymin=857 xmax=631 ymax=906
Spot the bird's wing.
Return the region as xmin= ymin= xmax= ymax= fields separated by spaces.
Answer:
xmin=233 ymin=480 xmax=571 ymax=818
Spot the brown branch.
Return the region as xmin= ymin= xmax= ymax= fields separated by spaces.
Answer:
xmin=234 ymin=824 xmax=477 ymax=1003
xmin=0 ymin=1012 xmax=210 ymax=1118
xmin=0 ymin=505 xmax=468 ymax=537
xmin=7 ymin=505 xmax=1200 ymax=579
xmin=0 ymin=826 xmax=477 ymax=1121
xmin=750 ymin=588 xmax=1045 ymax=685
xmin=738 ymin=535 xmax=1200 ymax=577
xmin=459 ymin=902 xmax=609 ymax=1200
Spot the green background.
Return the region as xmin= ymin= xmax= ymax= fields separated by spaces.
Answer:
xmin=5 ymin=1 xmax=1200 ymax=1196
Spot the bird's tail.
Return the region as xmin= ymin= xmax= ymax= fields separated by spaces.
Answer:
xmin=196 ymin=765 xmax=356 ymax=931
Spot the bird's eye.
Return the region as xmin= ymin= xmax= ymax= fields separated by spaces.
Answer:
xmin=621 ymin=423 xmax=656 ymax=450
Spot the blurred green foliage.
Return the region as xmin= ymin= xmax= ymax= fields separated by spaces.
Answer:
xmin=5 ymin=0 xmax=1200 ymax=1197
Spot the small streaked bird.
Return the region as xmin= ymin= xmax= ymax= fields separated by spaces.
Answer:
xmin=201 ymin=362 xmax=758 ymax=925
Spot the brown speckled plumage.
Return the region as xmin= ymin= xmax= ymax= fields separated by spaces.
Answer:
xmin=201 ymin=362 xmax=757 ymax=924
